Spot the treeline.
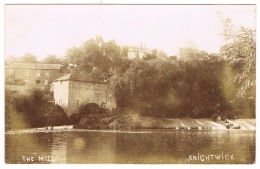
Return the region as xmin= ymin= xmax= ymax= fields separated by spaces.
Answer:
xmin=109 ymin=58 xmax=254 ymax=118
xmin=5 ymin=89 xmax=69 ymax=130
xmin=5 ymin=25 xmax=256 ymax=121
xmin=63 ymin=35 xmax=255 ymax=119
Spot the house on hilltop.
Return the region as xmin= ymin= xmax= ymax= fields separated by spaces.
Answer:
xmin=51 ymin=72 xmax=116 ymax=117
xmin=123 ymin=44 xmax=149 ymax=59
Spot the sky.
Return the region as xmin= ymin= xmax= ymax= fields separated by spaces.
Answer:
xmin=5 ymin=5 xmax=256 ymax=60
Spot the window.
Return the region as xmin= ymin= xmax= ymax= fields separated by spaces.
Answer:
xmin=9 ymin=69 xmax=13 ymax=75
xmin=25 ymin=70 xmax=29 ymax=76
xmin=35 ymin=79 xmax=40 ymax=84
xmin=45 ymin=70 xmax=49 ymax=77
xmin=44 ymin=80 xmax=48 ymax=85
xmin=36 ymin=70 xmax=41 ymax=77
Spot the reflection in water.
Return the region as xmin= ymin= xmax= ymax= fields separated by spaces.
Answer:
xmin=51 ymin=132 xmax=67 ymax=164
xmin=66 ymin=132 xmax=116 ymax=163
xmin=5 ymin=129 xmax=255 ymax=164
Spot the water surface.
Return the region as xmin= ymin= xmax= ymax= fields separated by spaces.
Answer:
xmin=5 ymin=129 xmax=255 ymax=164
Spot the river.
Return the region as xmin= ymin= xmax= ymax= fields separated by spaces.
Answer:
xmin=5 ymin=129 xmax=255 ymax=164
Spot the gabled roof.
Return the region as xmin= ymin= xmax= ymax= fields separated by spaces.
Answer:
xmin=54 ymin=72 xmax=106 ymax=84
xmin=5 ymin=63 xmax=62 ymax=70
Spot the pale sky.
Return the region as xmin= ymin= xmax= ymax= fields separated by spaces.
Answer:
xmin=5 ymin=5 xmax=256 ymax=60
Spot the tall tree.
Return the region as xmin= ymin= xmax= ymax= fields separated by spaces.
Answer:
xmin=220 ymin=18 xmax=256 ymax=98
xmin=65 ymin=36 xmax=122 ymax=80
xmin=66 ymin=47 xmax=83 ymax=65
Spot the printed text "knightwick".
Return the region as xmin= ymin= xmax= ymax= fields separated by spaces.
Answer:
xmin=188 ymin=153 xmax=235 ymax=161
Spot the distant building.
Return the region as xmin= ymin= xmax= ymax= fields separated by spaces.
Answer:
xmin=5 ymin=63 xmax=70 ymax=93
xmin=125 ymin=44 xmax=149 ymax=59
xmin=52 ymin=72 xmax=116 ymax=117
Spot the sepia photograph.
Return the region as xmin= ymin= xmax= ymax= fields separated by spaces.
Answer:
xmin=3 ymin=3 xmax=256 ymax=165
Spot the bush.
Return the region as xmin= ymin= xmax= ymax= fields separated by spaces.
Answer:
xmin=70 ymin=113 xmax=81 ymax=124
xmin=79 ymin=103 xmax=100 ymax=117
xmin=5 ymin=89 xmax=69 ymax=129
xmin=43 ymin=104 xmax=69 ymax=126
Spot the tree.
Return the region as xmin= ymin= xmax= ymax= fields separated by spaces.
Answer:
xmin=20 ymin=53 xmax=38 ymax=63
xmin=109 ymin=56 xmax=231 ymax=118
xmin=158 ymin=50 xmax=168 ymax=59
xmin=143 ymin=48 xmax=158 ymax=60
xmin=220 ymin=18 xmax=256 ymax=98
xmin=169 ymin=56 xmax=177 ymax=60
xmin=151 ymin=49 xmax=158 ymax=56
xmin=42 ymin=54 xmax=63 ymax=64
xmin=9 ymin=89 xmax=69 ymax=128
xmin=65 ymin=36 xmax=122 ymax=80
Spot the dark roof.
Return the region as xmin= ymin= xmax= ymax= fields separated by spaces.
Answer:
xmin=54 ymin=72 xmax=106 ymax=84
xmin=5 ymin=63 xmax=62 ymax=70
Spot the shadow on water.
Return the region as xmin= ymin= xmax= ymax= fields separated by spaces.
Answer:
xmin=5 ymin=129 xmax=255 ymax=164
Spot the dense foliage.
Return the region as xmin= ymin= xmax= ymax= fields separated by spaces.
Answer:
xmin=65 ymin=36 xmax=255 ymax=119
xmin=220 ymin=19 xmax=256 ymax=98
xmin=5 ymin=89 xmax=69 ymax=130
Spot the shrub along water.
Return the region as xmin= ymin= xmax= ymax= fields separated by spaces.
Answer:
xmin=5 ymin=88 xmax=69 ymax=130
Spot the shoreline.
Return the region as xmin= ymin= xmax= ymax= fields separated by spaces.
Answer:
xmin=5 ymin=125 xmax=256 ymax=135
xmin=5 ymin=115 xmax=256 ymax=134
xmin=75 ymin=114 xmax=256 ymax=130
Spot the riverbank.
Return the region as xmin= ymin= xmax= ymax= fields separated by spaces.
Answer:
xmin=5 ymin=114 xmax=255 ymax=134
xmin=75 ymin=114 xmax=256 ymax=130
